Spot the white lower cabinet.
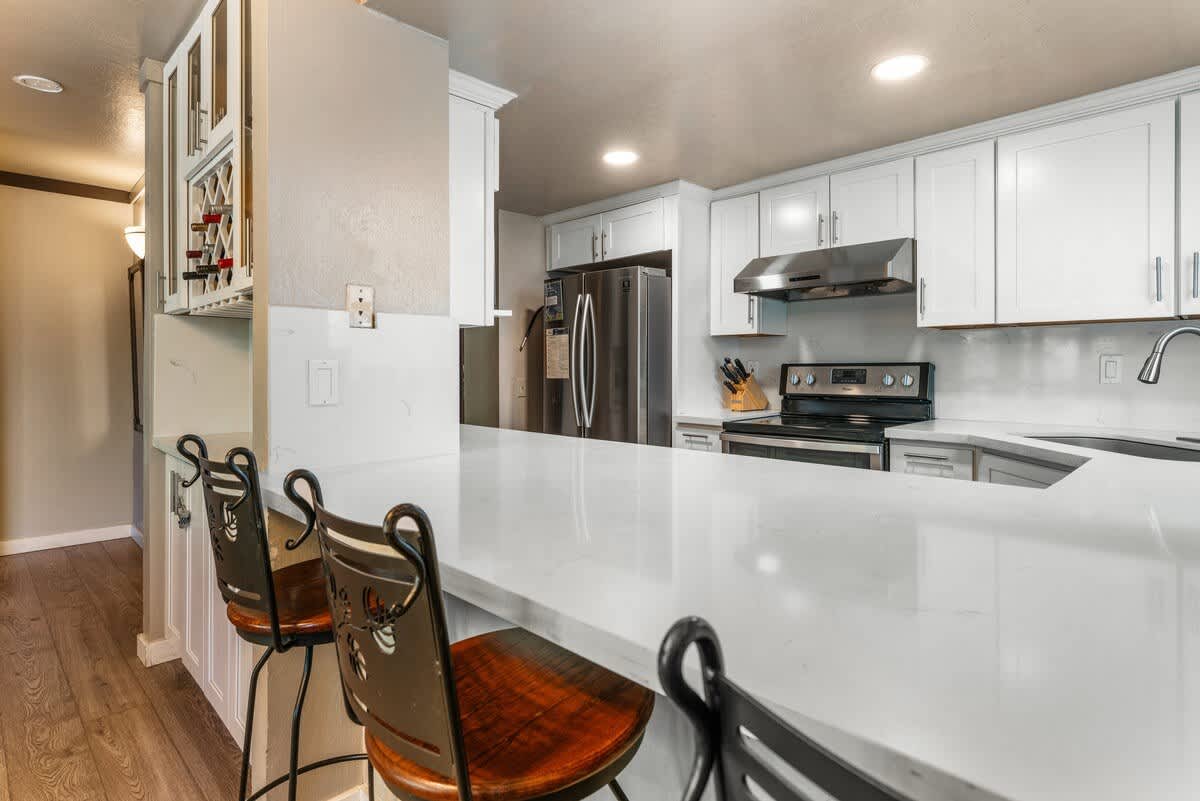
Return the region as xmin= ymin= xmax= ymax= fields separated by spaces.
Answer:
xmin=164 ymin=455 xmax=254 ymax=744
xmin=996 ymin=101 xmax=1176 ymax=324
xmin=889 ymin=440 xmax=974 ymax=481
xmin=1181 ymin=92 xmax=1200 ymax=317
xmin=709 ymin=194 xmax=786 ymax=336
xmin=977 ymin=451 xmax=1071 ymax=489
xmin=915 ymin=141 xmax=996 ymax=327
xmin=674 ymin=424 xmax=721 ymax=451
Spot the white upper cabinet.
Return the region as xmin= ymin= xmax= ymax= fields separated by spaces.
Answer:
xmin=548 ymin=214 xmax=603 ymax=270
xmin=829 ymin=157 xmax=914 ymax=247
xmin=915 ymin=141 xmax=996 ymax=327
xmin=1181 ymin=92 xmax=1200 ymax=318
xmin=601 ymin=198 xmax=665 ymax=260
xmin=449 ymin=94 xmax=498 ymax=327
xmin=709 ymin=194 xmax=786 ymax=336
xmin=203 ymin=0 xmax=238 ymax=152
xmin=759 ymin=176 xmax=829 ymax=257
xmin=162 ymin=51 xmax=188 ymax=313
xmin=997 ymin=101 xmax=1176 ymax=324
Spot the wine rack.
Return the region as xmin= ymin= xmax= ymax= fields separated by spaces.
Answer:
xmin=185 ymin=142 xmax=251 ymax=317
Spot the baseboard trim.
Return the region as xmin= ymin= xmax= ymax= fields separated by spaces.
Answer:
xmin=0 ymin=524 xmax=135 ymax=556
xmin=324 ymin=786 xmax=368 ymax=801
xmin=130 ymin=526 xmax=144 ymax=548
xmin=136 ymin=633 xmax=181 ymax=667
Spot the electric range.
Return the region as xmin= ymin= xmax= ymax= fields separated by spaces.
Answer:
xmin=721 ymin=362 xmax=934 ymax=470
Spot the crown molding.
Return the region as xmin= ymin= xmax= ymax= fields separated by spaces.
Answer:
xmin=450 ymin=70 xmax=517 ymax=110
xmin=540 ymin=180 xmax=710 ymax=226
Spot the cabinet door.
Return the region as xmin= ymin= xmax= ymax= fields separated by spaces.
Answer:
xmin=449 ymin=95 xmax=495 ymax=326
xmin=179 ymin=18 xmax=206 ymax=176
xmin=204 ymin=536 xmax=231 ymax=718
xmin=997 ymin=101 xmax=1176 ymax=324
xmin=709 ymin=195 xmax=786 ymax=336
xmin=889 ymin=440 xmax=974 ymax=481
xmin=977 ymin=452 xmax=1069 ymax=488
xmin=674 ymin=426 xmax=720 ymax=451
xmin=162 ymin=53 xmax=188 ymax=313
xmin=915 ymin=141 xmax=996 ymax=327
xmin=601 ymin=198 xmax=664 ymax=260
xmin=759 ymin=176 xmax=829 ymax=257
xmin=203 ymin=0 xmax=238 ymax=151
xmin=1182 ymin=93 xmax=1200 ymax=317
xmin=829 ymin=157 xmax=914 ymax=247
xmin=183 ymin=477 xmax=205 ymax=682
xmin=549 ymin=215 xmax=602 ymax=270
xmin=164 ymin=461 xmax=191 ymax=649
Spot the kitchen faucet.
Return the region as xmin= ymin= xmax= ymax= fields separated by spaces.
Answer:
xmin=1137 ymin=326 xmax=1200 ymax=384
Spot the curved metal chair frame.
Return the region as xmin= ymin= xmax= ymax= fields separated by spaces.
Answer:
xmin=176 ymin=436 xmax=371 ymax=801
xmin=658 ymin=617 xmax=913 ymax=801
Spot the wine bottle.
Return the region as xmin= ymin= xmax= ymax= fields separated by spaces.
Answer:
xmin=185 ymin=247 xmax=211 ymax=259
xmin=217 ymin=257 xmax=234 ymax=269
xmin=189 ymin=221 xmax=210 ymax=232
xmin=201 ymin=213 xmax=223 ymax=224
xmin=206 ymin=203 xmax=233 ymax=215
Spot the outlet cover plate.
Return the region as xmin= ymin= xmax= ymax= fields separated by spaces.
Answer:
xmin=1099 ymin=354 xmax=1123 ymax=384
xmin=308 ymin=359 xmax=340 ymax=406
xmin=347 ymin=284 xmax=375 ymax=329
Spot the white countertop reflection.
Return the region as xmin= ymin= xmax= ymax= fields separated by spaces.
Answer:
xmin=260 ymin=424 xmax=1200 ymax=801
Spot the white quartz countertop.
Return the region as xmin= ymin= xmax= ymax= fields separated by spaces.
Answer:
xmin=674 ymin=409 xmax=777 ymax=426
xmin=260 ymin=424 xmax=1200 ymax=801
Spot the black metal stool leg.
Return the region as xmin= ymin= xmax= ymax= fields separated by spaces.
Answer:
xmin=608 ymin=779 xmax=631 ymax=801
xmin=288 ymin=645 xmax=314 ymax=801
xmin=368 ymin=762 xmax=375 ymax=801
xmin=240 ymin=645 xmax=273 ymax=801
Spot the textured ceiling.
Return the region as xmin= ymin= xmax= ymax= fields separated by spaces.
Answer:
xmin=367 ymin=0 xmax=1200 ymax=216
xmin=0 ymin=0 xmax=203 ymax=190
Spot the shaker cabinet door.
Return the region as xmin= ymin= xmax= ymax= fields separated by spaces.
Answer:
xmin=997 ymin=101 xmax=1176 ymax=324
xmin=829 ymin=157 xmax=914 ymax=247
xmin=915 ymin=141 xmax=996 ymax=327
xmin=1181 ymin=92 xmax=1200 ymax=317
xmin=759 ymin=175 xmax=829 ymax=257
xmin=549 ymin=215 xmax=602 ymax=270
xmin=601 ymin=198 xmax=665 ymax=260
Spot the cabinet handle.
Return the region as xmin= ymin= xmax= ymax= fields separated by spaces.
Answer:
xmin=1193 ymin=252 xmax=1199 ymax=300
xmin=817 ymin=213 xmax=824 ymax=247
xmin=197 ymin=108 xmax=208 ymax=148
xmin=747 ymin=296 xmax=754 ymax=326
xmin=832 ymin=211 xmax=839 ymax=244
xmin=1155 ymin=256 xmax=1163 ymax=303
xmin=903 ymin=452 xmax=948 ymax=461
xmin=592 ymin=232 xmax=598 ymax=260
xmin=919 ymin=277 xmax=927 ymax=318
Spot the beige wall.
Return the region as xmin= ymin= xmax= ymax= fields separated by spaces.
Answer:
xmin=0 ymin=185 xmax=134 ymax=541
xmin=497 ymin=210 xmax=545 ymax=431
xmin=262 ymin=0 xmax=450 ymax=315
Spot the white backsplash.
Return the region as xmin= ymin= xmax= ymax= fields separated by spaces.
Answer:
xmin=268 ymin=305 xmax=459 ymax=474
xmin=692 ymin=293 xmax=1200 ymax=433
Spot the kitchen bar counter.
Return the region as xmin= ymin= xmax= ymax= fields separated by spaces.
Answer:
xmin=260 ymin=425 xmax=1200 ymax=801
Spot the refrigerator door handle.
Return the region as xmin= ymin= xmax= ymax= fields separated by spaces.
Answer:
xmin=569 ymin=293 xmax=584 ymax=430
xmin=585 ymin=293 xmax=597 ymax=430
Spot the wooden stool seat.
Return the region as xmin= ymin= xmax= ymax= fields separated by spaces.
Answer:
xmin=365 ymin=628 xmax=655 ymax=801
xmin=226 ymin=559 xmax=333 ymax=644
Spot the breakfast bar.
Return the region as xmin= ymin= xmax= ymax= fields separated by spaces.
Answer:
xmin=258 ymin=424 xmax=1200 ymax=801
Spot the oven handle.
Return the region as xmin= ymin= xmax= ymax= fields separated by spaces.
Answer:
xmin=719 ymin=432 xmax=884 ymax=457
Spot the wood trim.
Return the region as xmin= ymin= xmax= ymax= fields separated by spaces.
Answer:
xmin=0 ymin=524 xmax=134 ymax=556
xmin=713 ymin=64 xmax=1200 ymax=201
xmin=0 ymin=171 xmax=131 ymax=204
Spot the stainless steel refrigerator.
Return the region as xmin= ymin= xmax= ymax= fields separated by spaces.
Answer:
xmin=543 ymin=266 xmax=671 ymax=444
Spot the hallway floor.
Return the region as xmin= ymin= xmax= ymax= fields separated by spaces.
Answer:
xmin=0 ymin=539 xmax=241 ymax=800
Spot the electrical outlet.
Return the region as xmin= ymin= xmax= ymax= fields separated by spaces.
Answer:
xmin=347 ymin=284 xmax=375 ymax=329
xmin=1099 ymin=354 xmax=1123 ymax=384
xmin=746 ymin=360 xmax=760 ymax=374
xmin=308 ymin=360 xmax=340 ymax=406
xmin=516 ymin=378 xmax=527 ymax=399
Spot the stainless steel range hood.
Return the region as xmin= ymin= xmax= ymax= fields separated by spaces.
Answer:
xmin=734 ymin=238 xmax=915 ymax=302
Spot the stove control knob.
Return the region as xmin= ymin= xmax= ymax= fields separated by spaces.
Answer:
xmin=881 ymin=373 xmax=896 ymax=387
xmin=901 ymin=373 xmax=915 ymax=388
xmin=804 ymin=373 xmax=817 ymax=386
xmin=789 ymin=373 xmax=800 ymax=386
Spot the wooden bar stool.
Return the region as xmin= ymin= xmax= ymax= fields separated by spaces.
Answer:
xmin=176 ymin=436 xmax=372 ymax=801
xmin=283 ymin=469 xmax=655 ymax=801
xmin=658 ymin=617 xmax=911 ymax=801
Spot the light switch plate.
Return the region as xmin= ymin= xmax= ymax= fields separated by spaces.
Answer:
xmin=347 ymin=284 xmax=375 ymax=329
xmin=1099 ymin=354 xmax=1123 ymax=384
xmin=308 ymin=359 xmax=340 ymax=406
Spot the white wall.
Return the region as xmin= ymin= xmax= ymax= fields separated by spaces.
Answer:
xmin=686 ymin=293 xmax=1200 ymax=432
xmin=497 ymin=210 xmax=546 ymax=431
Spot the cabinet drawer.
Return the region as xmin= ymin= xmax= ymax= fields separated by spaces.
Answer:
xmin=889 ymin=440 xmax=973 ymax=481
xmin=675 ymin=426 xmax=720 ymax=451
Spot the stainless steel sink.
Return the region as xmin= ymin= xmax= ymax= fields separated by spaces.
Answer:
xmin=1028 ymin=435 xmax=1200 ymax=462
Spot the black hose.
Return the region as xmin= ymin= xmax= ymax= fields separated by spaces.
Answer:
xmin=518 ymin=305 xmax=546 ymax=352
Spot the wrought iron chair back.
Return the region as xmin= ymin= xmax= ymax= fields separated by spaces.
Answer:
xmin=177 ymin=435 xmax=285 ymax=650
xmin=658 ymin=617 xmax=912 ymax=801
xmin=284 ymin=469 xmax=472 ymax=800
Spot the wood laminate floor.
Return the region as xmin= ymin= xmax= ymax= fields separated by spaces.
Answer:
xmin=0 ymin=540 xmax=241 ymax=801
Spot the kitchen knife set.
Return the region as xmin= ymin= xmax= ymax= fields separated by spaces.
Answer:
xmin=719 ymin=357 xmax=769 ymax=412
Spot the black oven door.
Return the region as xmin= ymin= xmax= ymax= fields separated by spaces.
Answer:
xmin=719 ymin=432 xmax=884 ymax=470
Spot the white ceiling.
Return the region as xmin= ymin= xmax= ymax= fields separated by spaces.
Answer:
xmin=0 ymin=0 xmax=203 ymax=190
xmin=368 ymin=0 xmax=1200 ymax=216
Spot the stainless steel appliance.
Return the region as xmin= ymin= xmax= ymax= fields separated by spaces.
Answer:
xmin=734 ymin=238 xmax=914 ymax=302
xmin=721 ymin=362 xmax=934 ymax=469
xmin=543 ymin=266 xmax=672 ymax=444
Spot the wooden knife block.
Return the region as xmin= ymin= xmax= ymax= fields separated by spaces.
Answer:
xmin=724 ymin=373 xmax=770 ymax=412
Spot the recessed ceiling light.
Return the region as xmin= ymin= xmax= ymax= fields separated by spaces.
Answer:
xmin=870 ymin=54 xmax=928 ymax=82
xmin=12 ymin=74 xmax=63 ymax=93
xmin=603 ymin=150 xmax=638 ymax=167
